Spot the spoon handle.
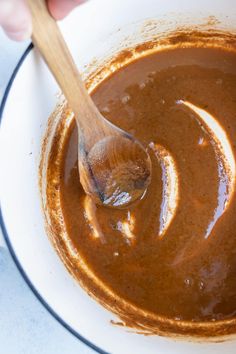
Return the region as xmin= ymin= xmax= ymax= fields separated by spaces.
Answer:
xmin=26 ymin=0 xmax=98 ymax=123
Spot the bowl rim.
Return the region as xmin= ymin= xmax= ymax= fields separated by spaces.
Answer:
xmin=0 ymin=43 xmax=107 ymax=354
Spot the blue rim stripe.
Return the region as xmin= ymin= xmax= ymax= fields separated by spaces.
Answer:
xmin=0 ymin=43 xmax=108 ymax=354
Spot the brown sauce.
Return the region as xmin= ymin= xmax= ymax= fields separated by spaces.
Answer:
xmin=44 ymin=40 xmax=236 ymax=336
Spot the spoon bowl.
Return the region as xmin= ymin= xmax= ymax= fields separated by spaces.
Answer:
xmin=80 ymin=129 xmax=152 ymax=207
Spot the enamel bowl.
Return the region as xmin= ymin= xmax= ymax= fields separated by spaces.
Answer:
xmin=1 ymin=0 xmax=236 ymax=353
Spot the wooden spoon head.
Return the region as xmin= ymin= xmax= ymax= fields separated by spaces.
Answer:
xmin=79 ymin=134 xmax=152 ymax=208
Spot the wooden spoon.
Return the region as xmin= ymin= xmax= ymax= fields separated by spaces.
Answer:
xmin=27 ymin=0 xmax=152 ymax=208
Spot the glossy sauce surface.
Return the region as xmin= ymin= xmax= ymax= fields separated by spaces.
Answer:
xmin=51 ymin=46 xmax=236 ymax=324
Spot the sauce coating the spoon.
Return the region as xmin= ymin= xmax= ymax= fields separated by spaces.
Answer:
xmin=85 ymin=135 xmax=151 ymax=207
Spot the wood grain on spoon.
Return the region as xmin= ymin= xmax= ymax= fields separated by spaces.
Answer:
xmin=26 ymin=0 xmax=152 ymax=208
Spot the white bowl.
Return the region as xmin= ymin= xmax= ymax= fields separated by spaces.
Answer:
xmin=1 ymin=0 xmax=236 ymax=353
